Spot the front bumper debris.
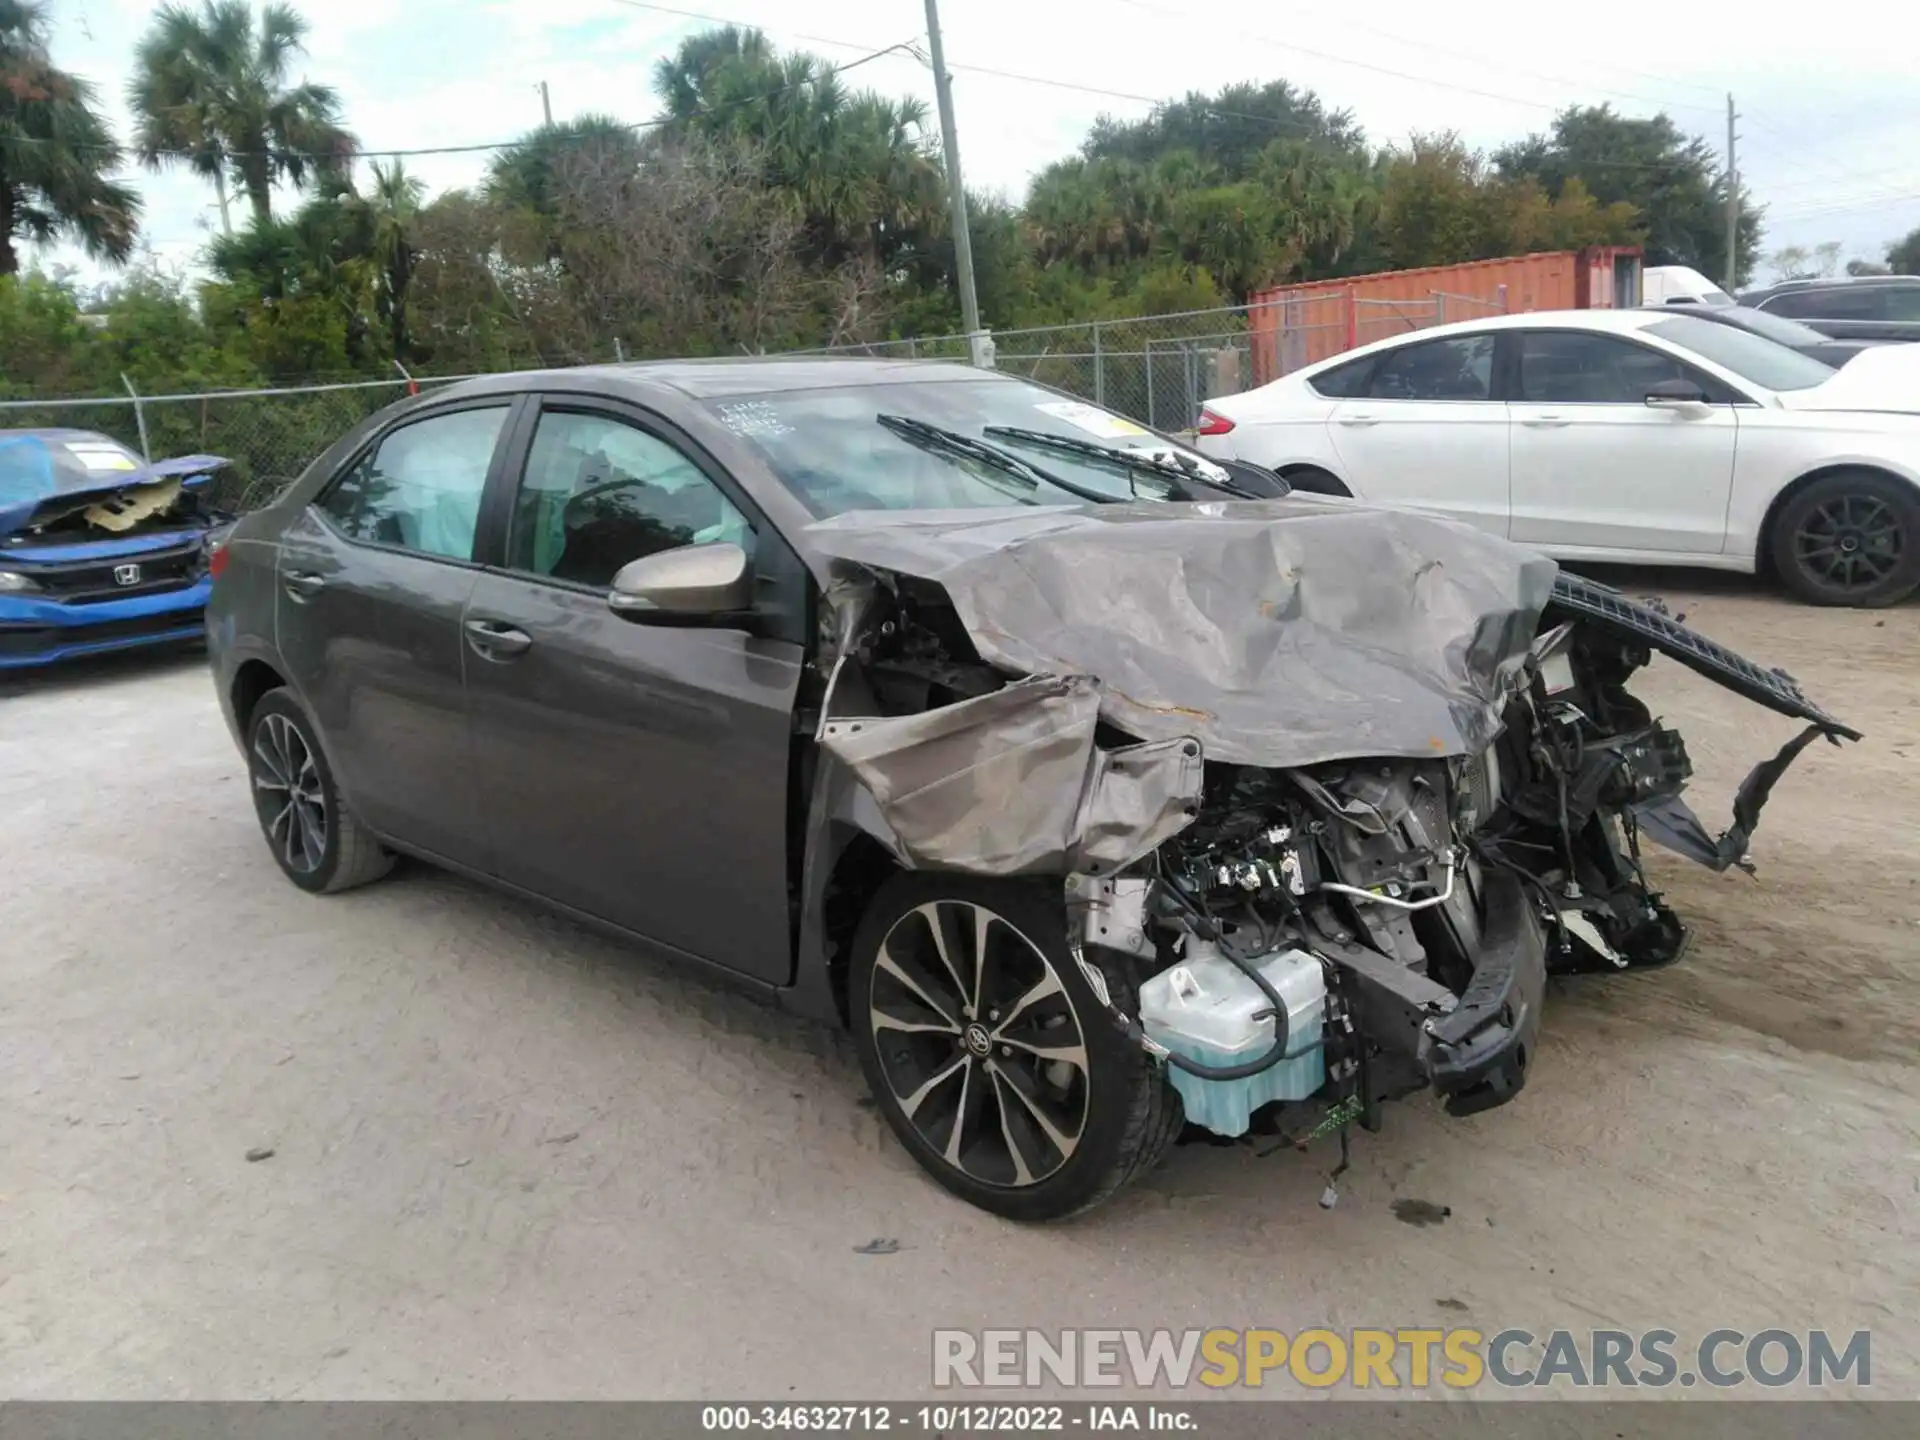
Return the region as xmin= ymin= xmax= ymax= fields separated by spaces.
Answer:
xmin=1422 ymin=870 xmax=1547 ymax=1117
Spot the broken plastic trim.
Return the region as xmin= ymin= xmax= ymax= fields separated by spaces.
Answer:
xmin=1631 ymin=722 xmax=1837 ymax=873
xmin=1545 ymin=573 xmax=1860 ymax=739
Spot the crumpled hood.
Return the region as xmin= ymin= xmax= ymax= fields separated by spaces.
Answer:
xmin=0 ymin=438 xmax=231 ymax=536
xmin=808 ymin=497 xmax=1558 ymax=769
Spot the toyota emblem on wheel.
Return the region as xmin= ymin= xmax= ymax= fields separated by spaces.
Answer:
xmin=113 ymin=563 xmax=142 ymax=586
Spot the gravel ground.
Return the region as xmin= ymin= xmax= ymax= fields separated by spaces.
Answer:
xmin=2 ymin=573 xmax=1916 ymax=1401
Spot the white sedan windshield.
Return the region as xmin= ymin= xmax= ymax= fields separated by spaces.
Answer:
xmin=1646 ymin=314 xmax=1837 ymax=393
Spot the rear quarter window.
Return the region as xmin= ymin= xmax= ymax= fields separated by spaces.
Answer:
xmin=1307 ymin=356 xmax=1375 ymax=398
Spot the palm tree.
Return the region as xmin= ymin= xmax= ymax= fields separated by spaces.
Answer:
xmin=485 ymin=115 xmax=640 ymax=219
xmin=128 ymin=0 xmax=354 ymax=229
xmin=0 ymin=0 xmax=141 ymax=275
xmin=652 ymin=27 xmax=941 ymax=272
xmin=365 ymin=159 xmax=423 ymax=358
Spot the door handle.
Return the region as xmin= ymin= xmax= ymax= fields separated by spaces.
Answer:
xmin=282 ymin=570 xmax=327 ymax=600
xmin=1519 ymin=415 xmax=1569 ymax=428
xmin=1335 ymin=413 xmax=1379 ymax=427
xmin=464 ymin=619 xmax=533 ymax=659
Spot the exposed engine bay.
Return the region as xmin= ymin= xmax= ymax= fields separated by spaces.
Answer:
xmin=805 ymin=502 xmax=1858 ymax=1154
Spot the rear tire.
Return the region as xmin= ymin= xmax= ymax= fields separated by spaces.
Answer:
xmin=1769 ymin=470 xmax=1920 ymax=607
xmin=246 ymin=688 xmax=394 ymax=894
xmin=849 ymin=872 xmax=1180 ymax=1221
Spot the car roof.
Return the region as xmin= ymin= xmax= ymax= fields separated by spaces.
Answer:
xmin=430 ymin=355 xmax=998 ymax=404
xmin=1305 ymin=308 xmax=1664 ymax=369
xmin=1740 ymin=275 xmax=1920 ymax=299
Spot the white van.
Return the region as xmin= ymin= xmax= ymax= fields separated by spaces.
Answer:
xmin=1641 ymin=264 xmax=1735 ymax=307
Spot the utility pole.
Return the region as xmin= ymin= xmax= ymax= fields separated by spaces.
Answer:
xmin=922 ymin=0 xmax=986 ymax=364
xmin=1724 ymin=93 xmax=1739 ymax=291
xmin=213 ymin=171 xmax=233 ymax=236
xmin=539 ymin=80 xmax=553 ymax=127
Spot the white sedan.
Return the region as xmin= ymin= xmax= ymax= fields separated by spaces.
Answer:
xmin=1195 ymin=309 xmax=1920 ymax=606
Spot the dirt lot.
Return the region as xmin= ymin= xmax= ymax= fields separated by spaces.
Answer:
xmin=2 ymin=573 xmax=1916 ymax=1401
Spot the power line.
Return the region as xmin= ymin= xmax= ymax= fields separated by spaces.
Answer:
xmin=598 ymin=0 xmax=918 ymax=59
xmin=1110 ymin=0 xmax=1723 ymax=116
xmin=14 ymin=38 xmax=918 ymax=165
xmin=1769 ymin=191 xmax=1920 ymax=224
xmin=601 ymin=0 xmax=1741 ymax=176
xmin=946 ymin=59 xmax=1723 ymax=175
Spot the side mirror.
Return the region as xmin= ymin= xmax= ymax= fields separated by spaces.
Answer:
xmin=608 ymin=542 xmax=753 ymax=623
xmin=1645 ymin=377 xmax=1710 ymax=407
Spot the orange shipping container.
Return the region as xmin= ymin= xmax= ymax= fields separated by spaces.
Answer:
xmin=1246 ymin=246 xmax=1643 ymax=384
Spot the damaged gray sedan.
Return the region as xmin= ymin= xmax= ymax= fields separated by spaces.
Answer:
xmin=206 ymin=359 xmax=1857 ymax=1221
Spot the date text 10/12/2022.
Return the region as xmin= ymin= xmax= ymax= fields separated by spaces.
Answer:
xmin=701 ymin=1406 xmax=1197 ymax=1432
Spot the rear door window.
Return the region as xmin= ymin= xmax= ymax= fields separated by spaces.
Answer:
xmin=1364 ymin=335 xmax=1496 ymax=401
xmin=319 ymin=406 xmax=509 ymax=560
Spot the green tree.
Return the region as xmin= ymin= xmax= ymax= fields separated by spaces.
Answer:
xmin=0 ymin=0 xmax=140 ymax=276
xmin=363 ymin=160 xmax=424 ymax=359
xmin=129 ymin=0 xmax=355 ymax=228
xmin=1494 ymin=105 xmax=1758 ymax=284
xmin=1081 ymin=80 xmax=1365 ymax=179
xmin=1886 ymin=227 xmax=1920 ymax=275
xmin=651 ymin=26 xmax=941 ymax=275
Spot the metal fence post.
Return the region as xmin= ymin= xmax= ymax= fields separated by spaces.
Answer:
xmin=1434 ymin=292 xmax=1446 ymax=325
xmin=120 ymin=374 xmax=151 ymax=463
xmin=1092 ymin=322 xmax=1105 ymax=407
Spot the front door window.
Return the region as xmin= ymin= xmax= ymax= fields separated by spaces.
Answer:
xmin=506 ymin=411 xmax=754 ymax=586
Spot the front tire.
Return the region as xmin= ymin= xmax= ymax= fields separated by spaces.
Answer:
xmin=849 ymin=873 xmax=1181 ymax=1221
xmin=246 ymin=688 xmax=394 ymax=894
xmin=1769 ymin=470 xmax=1920 ymax=607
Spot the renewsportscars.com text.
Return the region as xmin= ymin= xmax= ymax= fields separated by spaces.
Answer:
xmin=932 ymin=1327 xmax=1871 ymax=1391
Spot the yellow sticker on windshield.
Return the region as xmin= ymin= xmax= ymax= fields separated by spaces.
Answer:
xmin=66 ymin=444 xmax=139 ymax=471
xmin=1034 ymin=400 xmax=1148 ymax=439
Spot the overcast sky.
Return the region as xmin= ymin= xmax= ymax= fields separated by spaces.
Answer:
xmin=33 ymin=0 xmax=1920 ymax=288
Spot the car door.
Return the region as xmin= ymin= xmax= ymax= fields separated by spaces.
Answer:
xmin=461 ymin=397 xmax=806 ymax=984
xmin=1506 ymin=329 xmax=1738 ymax=554
xmin=1323 ymin=331 xmax=1510 ymax=535
xmin=274 ymin=399 xmax=517 ymax=868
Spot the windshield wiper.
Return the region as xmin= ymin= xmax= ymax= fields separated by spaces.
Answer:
xmin=982 ymin=425 xmax=1261 ymax=500
xmin=875 ymin=414 xmax=1118 ymax=507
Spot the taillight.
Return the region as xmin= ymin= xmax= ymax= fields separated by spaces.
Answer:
xmin=1196 ymin=408 xmax=1235 ymax=437
xmin=207 ymin=542 xmax=230 ymax=581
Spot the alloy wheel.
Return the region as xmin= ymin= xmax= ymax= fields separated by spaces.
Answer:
xmin=868 ymin=900 xmax=1091 ymax=1188
xmin=1793 ymin=493 xmax=1905 ymax=594
xmin=251 ymin=712 xmax=328 ymax=875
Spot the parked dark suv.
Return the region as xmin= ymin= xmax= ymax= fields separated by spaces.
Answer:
xmin=1738 ymin=275 xmax=1920 ymax=343
xmin=204 ymin=358 xmax=1852 ymax=1219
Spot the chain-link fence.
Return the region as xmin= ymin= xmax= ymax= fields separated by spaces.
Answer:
xmin=2 ymin=286 xmax=1509 ymax=517
xmin=0 ymin=378 xmax=437 ymax=514
xmin=805 ymin=302 xmax=1355 ymax=433
xmin=804 ymin=287 xmax=1504 ymax=432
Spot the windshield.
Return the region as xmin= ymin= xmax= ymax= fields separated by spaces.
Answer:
xmin=1709 ymin=306 xmax=1834 ymax=349
xmin=704 ymin=377 xmax=1218 ymax=516
xmin=1646 ymin=314 xmax=1838 ymax=393
xmin=0 ymin=430 xmax=145 ymax=509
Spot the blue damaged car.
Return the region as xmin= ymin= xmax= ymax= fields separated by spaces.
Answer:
xmin=0 ymin=428 xmax=232 ymax=669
